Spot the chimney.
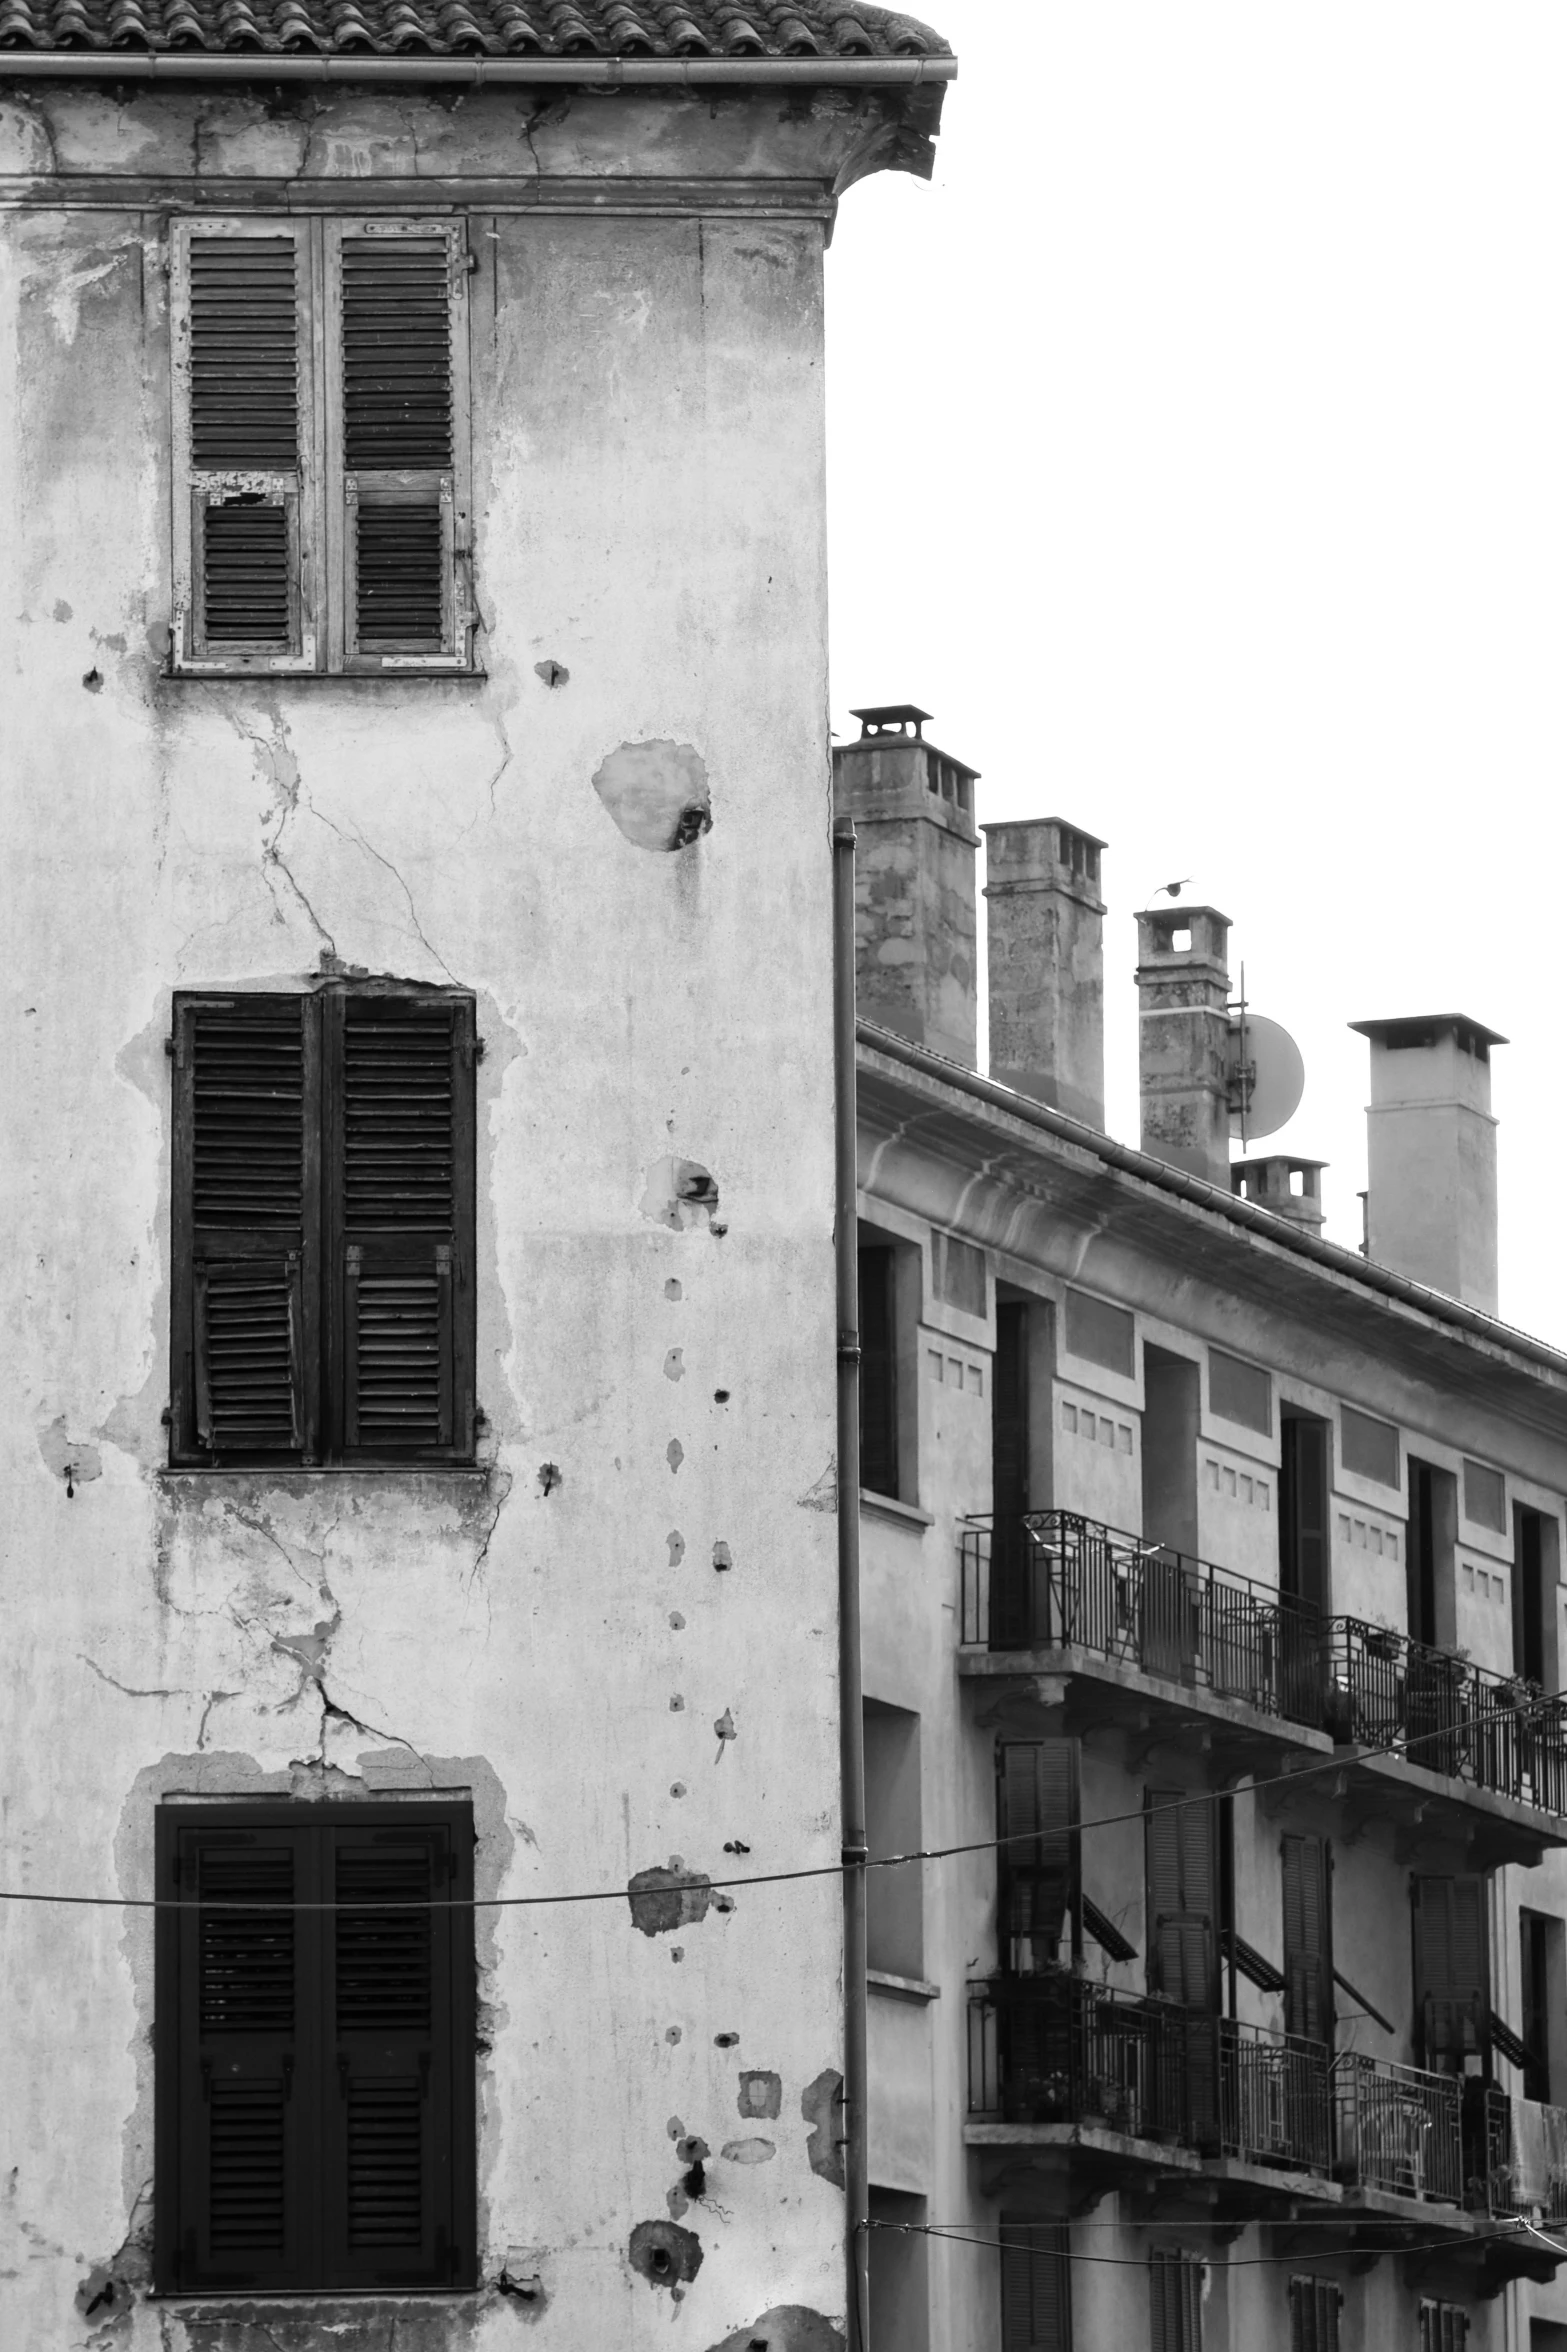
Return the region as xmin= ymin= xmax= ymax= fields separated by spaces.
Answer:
xmin=983 ymin=817 xmax=1107 ymax=1129
xmin=1135 ymin=905 xmax=1233 ymax=1186
xmin=1232 ymin=1155 xmax=1327 ymax=1235
xmin=832 ymin=704 xmax=980 ymax=1066
xmin=1349 ymin=1015 xmax=1505 ymax=1313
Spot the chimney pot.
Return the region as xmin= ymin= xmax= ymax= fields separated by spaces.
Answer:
xmin=983 ymin=816 xmax=1107 ymax=1128
xmin=1134 ymin=904 xmax=1233 ymax=1186
xmin=1349 ymin=1014 xmax=1505 ymax=1312
xmin=1231 ymin=1154 xmax=1327 ymax=1234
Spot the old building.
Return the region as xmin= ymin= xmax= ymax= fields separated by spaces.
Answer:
xmin=840 ymin=708 xmax=1567 ymax=2352
xmin=0 ymin=12 xmax=954 ymax=2346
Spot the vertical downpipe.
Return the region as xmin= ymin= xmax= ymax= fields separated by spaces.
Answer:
xmin=833 ymin=813 xmax=869 ymax=2350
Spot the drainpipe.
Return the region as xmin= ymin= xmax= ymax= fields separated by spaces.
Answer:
xmin=833 ymin=812 xmax=869 ymax=2350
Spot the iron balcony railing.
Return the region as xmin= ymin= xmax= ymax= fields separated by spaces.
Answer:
xmin=961 ymin=1513 xmax=1567 ymax=1817
xmin=1221 ymin=2017 xmax=1332 ymax=2175
xmin=1327 ymin=1619 xmax=1567 ymax=1813
xmin=1333 ymin=2051 xmax=1463 ymax=2205
xmin=1471 ymin=2085 xmax=1567 ymax=2226
xmin=961 ymin=1511 xmax=1325 ymax=1728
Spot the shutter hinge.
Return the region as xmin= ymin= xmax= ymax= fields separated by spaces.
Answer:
xmin=164 ymin=1036 xmax=176 ymax=1058
xmin=462 ymin=1033 xmax=484 ymax=1068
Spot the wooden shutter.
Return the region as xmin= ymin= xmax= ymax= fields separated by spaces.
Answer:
xmin=1282 ymin=1835 xmax=1334 ymax=2048
xmin=1289 ymin=2277 xmax=1342 ymax=2352
xmin=158 ymin=1824 xmax=313 ymax=2292
xmin=171 ymin=220 xmax=318 ymax=672
xmin=999 ymin=2217 xmax=1071 ymax=2352
xmin=171 ymin=994 xmax=318 ymax=1463
xmin=326 ymin=991 xmax=475 ymax=1462
xmin=1412 ymin=1876 xmax=1489 ymax=2071
xmin=999 ymin=1741 xmax=1079 ymax=1971
xmin=1420 ymin=2305 xmax=1469 ymax=2352
xmin=1150 ymin=2251 xmax=1204 ymax=2352
xmin=1145 ymin=1790 xmax=1217 ymax=2006
xmin=325 ymin=220 xmax=471 ymax=671
xmin=858 ymin=1245 xmax=900 ymax=1499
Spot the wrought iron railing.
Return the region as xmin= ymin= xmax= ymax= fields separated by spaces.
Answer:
xmin=1220 ymin=2018 xmax=1332 ymax=2174
xmin=1326 ymin=1620 xmax=1567 ymax=1812
xmin=967 ymin=1975 xmax=1219 ymax=2148
xmin=1333 ymin=2051 xmax=1463 ymax=2204
xmin=1470 ymin=2085 xmax=1567 ymax=2225
xmin=961 ymin=1512 xmax=1325 ymax=1729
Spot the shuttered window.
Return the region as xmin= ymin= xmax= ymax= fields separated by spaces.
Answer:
xmin=171 ymin=218 xmax=472 ymax=676
xmin=1288 ymin=2276 xmax=1341 ymax=2352
xmin=1411 ymin=1875 xmax=1489 ymax=2073
xmin=1000 ymin=2217 xmax=1072 ymax=2352
xmin=1145 ymin=1790 xmax=1218 ymax=2008
xmin=1281 ymin=1835 xmax=1334 ymax=2049
xmin=1149 ymin=2251 xmax=1204 ymax=2352
xmin=170 ymin=985 xmax=476 ymax=1466
xmin=1418 ymin=2303 xmax=1469 ymax=2352
xmin=998 ymin=1741 xmax=1080 ymax=1973
xmin=154 ymin=1801 xmax=475 ymax=2296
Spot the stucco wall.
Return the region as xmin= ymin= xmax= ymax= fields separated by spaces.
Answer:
xmin=0 ymin=79 xmax=875 ymax=2351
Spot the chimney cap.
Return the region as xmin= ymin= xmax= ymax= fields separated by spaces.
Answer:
xmin=1350 ymin=1013 xmax=1508 ymax=1054
xmin=851 ymin=703 xmax=934 ymax=739
xmin=983 ymin=814 xmax=1109 ymax=853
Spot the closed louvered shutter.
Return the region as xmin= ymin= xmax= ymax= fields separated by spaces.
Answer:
xmin=1419 ymin=2305 xmax=1469 ymax=2352
xmin=156 ymin=1802 xmax=475 ymax=2296
xmin=1413 ymin=1877 xmax=1489 ymax=2071
xmin=1288 ymin=2276 xmax=1342 ymax=2352
xmin=326 ymin=992 xmax=475 ymax=1462
xmin=1282 ymin=1835 xmax=1334 ymax=2048
xmin=1145 ymin=1791 xmax=1217 ymax=2006
xmin=172 ymin=220 xmax=316 ymax=670
xmin=323 ymin=1824 xmax=460 ymax=2287
xmin=171 ymin=995 xmax=317 ymax=1463
xmin=326 ymin=221 xmax=470 ymax=670
xmin=1150 ymin=2251 xmax=1204 ymax=2351
xmin=161 ymin=1826 xmax=312 ymax=2291
xmin=998 ymin=1741 xmax=1079 ymax=1971
xmin=999 ymin=2217 xmax=1071 ymax=2352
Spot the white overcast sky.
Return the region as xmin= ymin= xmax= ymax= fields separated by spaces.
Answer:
xmin=824 ymin=1 xmax=1567 ymax=1346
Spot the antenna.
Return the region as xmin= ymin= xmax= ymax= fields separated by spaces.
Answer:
xmin=1226 ymin=965 xmax=1305 ymax=1144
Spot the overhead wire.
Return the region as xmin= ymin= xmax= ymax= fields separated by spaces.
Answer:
xmin=864 ymin=2217 xmax=1538 ymax=2269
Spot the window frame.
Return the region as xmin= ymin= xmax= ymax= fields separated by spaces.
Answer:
xmin=169 ymin=215 xmax=474 ymax=679
xmin=153 ymin=1797 xmax=477 ymax=2298
xmin=168 ymin=981 xmax=478 ymax=1470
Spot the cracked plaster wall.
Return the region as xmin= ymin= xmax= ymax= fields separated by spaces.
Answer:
xmin=0 ymin=85 xmax=852 ymax=2350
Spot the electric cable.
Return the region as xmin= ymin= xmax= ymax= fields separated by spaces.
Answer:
xmin=863 ymin=2216 xmax=1537 ymax=2269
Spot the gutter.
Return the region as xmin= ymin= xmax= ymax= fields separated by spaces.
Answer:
xmin=835 ymin=819 xmax=869 ymax=2352
xmin=0 ymin=50 xmax=955 ymax=86
xmin=858 ymin=1018 xmax=1567 ymax=1383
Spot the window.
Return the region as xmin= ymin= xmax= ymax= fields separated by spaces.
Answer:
xmin=998 ymin=1740 xmax=1079 ymax=1975
xmin=1149 ymin=2250 xmax=1204 ymax=2352
xmin=153 ymin=1801 xmax=475 ymax=2295
xmin=1419 ymin=2303 xmax=1469 ymax=2352
xmin=1209 ymin=1348 xmax=1270 ymax=1436
xmin=170 ymin=218 xmax=473 ymax=675
xmin=865 ymin=1700 xmax=923 ymax=1979
xmin=1281 ymin=1834 xmax=1334 ymax=2049
xmin=1001 ymin=2218 xmax=1072 ymax=2352
xmin=1288 ymin=2277 xmax=1341 ymax=2352
xmin=1412 ymin=1875 xmax=1488 ymax=2073
xmin=169 ymin=985 xmax=477 ymax=1466
xmin=858 ymin=1237 xmax=902 ymax=1500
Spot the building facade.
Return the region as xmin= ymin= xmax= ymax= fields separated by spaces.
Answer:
xmin=841 ymin=711 xmax=1567 ymax=2352
xmin=0 ymin=15 xmax=953 ymax=2346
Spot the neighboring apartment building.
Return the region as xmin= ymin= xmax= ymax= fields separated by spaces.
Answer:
xmin=0 ymin=15 xmax=954 ymax=2347
xmin=839 ymin=708 xmax=1567 ymax=2352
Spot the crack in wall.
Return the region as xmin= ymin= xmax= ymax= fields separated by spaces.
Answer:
xmin=232 ymin=703 xmax=339 ymax=959
xmin=79 ymin=1657 xmax=182 ymax=1702
xmin=466 ymin=1465 xmax=514 ymax=1598
xmin=304 ymin=792 xmax=457 ymax=980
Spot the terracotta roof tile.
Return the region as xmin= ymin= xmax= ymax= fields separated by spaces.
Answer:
xmin=0 ymin=0 xmax=946 ymax=55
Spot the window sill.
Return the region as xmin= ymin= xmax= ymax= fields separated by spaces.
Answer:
xmin=159 ymin=1464 xmax=490 ymax=1481
xmin=868 ymin=1968 xmax=940 ymax=2004
xmin=860 ymin=1489 xmax=934 ymax=1532
xmin=150 ymin=2289 xmax=483 ymax=2307
xmin=162 ymin=666 xmax=488 ymax=683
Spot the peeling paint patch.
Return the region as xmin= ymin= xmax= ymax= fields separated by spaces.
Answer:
xmin=628 ymin=1858 xmax=712 ymax=1936
xmin=628 ymin=2217 xmax=704 ymax=2291
xmin=797 ymin=1460 xmax=837 ymax=1511
xmin=640 ymin=1153 xmax=721 ymax=1231
xmin=801 ymin=2068 xmax=845 ymax=2187
xmin=667 ymin=1438 xmax=685 ymax=1474
xmin=720 ymin=2136 xmax=776 ymax=2164
xmin=739 ymin=2069 xmax=782 ymax=2119
xmin=536 ymin=1461 xmax=562 ymax=1495
xmin=38 ymin=1413 xmax=103 ymax=1488
xmin=592 ymin=739 xmax=711 ymax=851
xmin=704 ymin=2309 xmax=846 ymax=2352
xmin=664 ymin=1348 xmax=686 ymax=1382
xmin=713 ymin=1707 xmax=736 ymax=1757
xmin=668 ymin=1531 xmax=686 ymax=1566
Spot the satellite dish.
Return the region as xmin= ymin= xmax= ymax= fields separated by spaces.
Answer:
xmin=1226 ymin=1013 xmax=1305 ymax=1142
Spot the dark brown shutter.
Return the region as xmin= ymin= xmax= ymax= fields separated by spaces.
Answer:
xmin=323 ymin=1825 xmax=459 ymax=2288
xmin=172 ymin=995 xmax=317 ymax=1463
xmin=999 ymin=2217 xmax=1071 ymax=2352
xmin=1145 ymin=1791 xmax=1216 ymax=2006
xmin=1280 ymin=1417 xmax=1329 ymax=1612
xmin=1289 ymin=2277 xmax=1342 ymax=2352
xmin=1412 ymin=1876 xmax=1489 ymax=2071
xmin=327 ymin=992 xmax=475 ymax=1462
xmin=1282 ymin=1835 xmax=1334 ymax=2047
xmin=858 ymin=1244 xmax=899 ymax=1499
xmin=998 ymin=1741 xmax=1079 ymax=1971
xmin=160 ymin=1827 xmax=312 ymax=2292
xmin=333 ymin=228 xmax=463 ymax=664
xmin=1150 ymin=2251 xmax=1204 ymax=2352
xmin=180 ymin=227 xmax=307 ymax=662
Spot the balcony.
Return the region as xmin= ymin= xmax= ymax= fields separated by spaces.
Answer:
xmin=959 ymin=1514 xmax=1567 ymax=1862
xmin=1332 ymin=2050 xmax=1462 ymax=2207
xmin=1472 ymin=2084 xmax=1567 ymax=2226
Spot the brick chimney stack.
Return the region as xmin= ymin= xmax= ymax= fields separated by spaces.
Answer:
xmin=983 ymin=817 xmax=1107 ymax=1129
xmin=832 ymin=705 xmax=979 ymax=1068
xmin=1134 ymin=905 xmax=1233 ymax=1186
xmin=1350 ymin=1015 xmax=1504 ymax=1313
